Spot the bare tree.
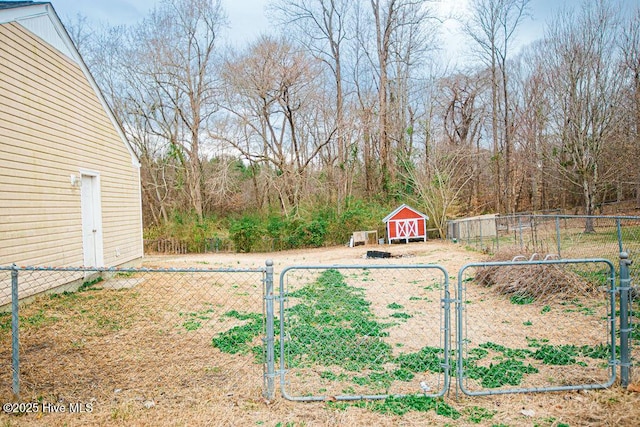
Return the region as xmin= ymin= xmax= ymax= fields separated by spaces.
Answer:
xmin=543 ymin=0 xmax=624 ymax=232
xmin=464 ymin=0 xmax=530 ymax=214
xmin=126 ymin=0 xmax=225 ymax=221
xmin=438 ymin=72 xmax=486 ymax=211
xmin=406 ymin=143 xmax=475 ymax=238
xmin=360 ymin=0 xmax=435 ymax=196
xmin=620 ymin=7 xmax=640 ymax=207
xmin=269 ymin=0 xmax=354 ymax=210
xmin=216 ymin=36 xmax=334 ymax=216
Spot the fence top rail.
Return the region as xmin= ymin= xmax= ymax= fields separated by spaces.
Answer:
xmin=448 ymin=214 xmax=640 ymax=224
xmin=459 ymin=257 xmax=615 ymax=268
xmin=0 ymin=265 xmax=266 ymax=274
xmin=506 ymin=214 xmax=640 ymax=220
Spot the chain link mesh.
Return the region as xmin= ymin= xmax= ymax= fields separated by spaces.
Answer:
xmin=278 ymin=266 xmax=449 ymax=400
xmin=0 ymin=266 xmax=266 ymax=410
xmin=457 ymin=260 xmax=617 ymax=394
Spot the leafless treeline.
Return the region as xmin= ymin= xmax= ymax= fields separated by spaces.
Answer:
xmin=70 ymin=0 xmax=640 ymax=235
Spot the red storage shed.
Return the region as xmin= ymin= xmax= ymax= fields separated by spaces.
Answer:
xmin=382 ymin=204 xmax=429 ymax=244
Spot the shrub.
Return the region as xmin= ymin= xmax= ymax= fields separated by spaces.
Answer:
xmin=229 ymin=215 xmax=262 ymax=252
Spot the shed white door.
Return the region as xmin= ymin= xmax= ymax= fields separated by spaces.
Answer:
xmin=396 ymin=219 xmax=418 ymax=238
xmin=81 ymin=174 xmax=104 ymax=267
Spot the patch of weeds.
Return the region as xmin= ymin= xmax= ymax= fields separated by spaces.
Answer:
xmin=78 ymin=276 xmax=104 ymax=292
xmin=526 ymin=337 xmax=550 ymax=347
xmin=463 ymin=406 xmax=496 ymax=424
xmin=572 ymin=268 xmax=611 ymax=288
xmin=387 ymin=302 xmax=403 ymax=309
xmin=390 ymin=312 xmax=412 ymax=320
xmin=320 ymin=371 xmax=349 ymax=381
xmin=560 ymin=299 xmax=596 ymax=316
xmin=352 ymin=372 xmax=395 ymax=389
xmin=179 ymin=306 xmax=215 ymax=331
xmin=541 ymin=305 xmax=551 ymax=314
xmin=22 ymin=309 xmax=53 ymax=327
xmin=392 ymin=368 xmax=414 ymax=381
xmin=283 ymin=270 xmax=393 ymax=370
xmin=466 ymin=358 xmax=539 ymax=388
xmin=409 ymin=296 xmax=432 ymax=302
xmin=479 ymin=342 xmax=532 ymax=359
xmin=0 ymin=311 xmax=10 ymax=331
xmin=352 ymin=396 xmax=460 ymax=419
xmin=523 ymin=320 xmax=533 ymax=326
xmin=114 ymin=271 xmax=135 ymax=278
xmin=211 ymin=311 xmax=262 ymax=355
xmin=423 ymin=281 xmax=443 ymax=291
xmin=528 ymin=339 xmax=612 ymax=365
xmin=510 ymin=294 xmax=535 ymax=305
xmin=396 ymin=347 xmax=445 ymax=373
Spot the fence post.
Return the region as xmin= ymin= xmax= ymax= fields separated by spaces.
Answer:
xmin=616 ymin=218 xmax=623 ymax=253
xmin=495 ymin=216 xmax=500 ymax=252
xmin=518 ymin=216 xmax=523 ymax=249
xmin=555 ymin=216 xmax=562 ymax=258
xmin=263 ymin=260 xmax=275 ymax=400
xmin=619 ymin=252 xmax=632 ymax=388
xmin=11 ymin=264 xmax=19 ymax=398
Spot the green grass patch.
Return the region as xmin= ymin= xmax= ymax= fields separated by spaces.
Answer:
xmin=459 ymin=339 xmax=614 ymax=388
xmin=390 ymin=312 xmax=412 ymax=319
xmin=343 ymin=396 xmax=460 ymax=419
xmin=212 ymin=310 xmax=263 ymax=354
xmin=510 ymin=294 xmax=535 ymax=305
xmin=282 ymin=270 xmax=393 ymax=370
xmin=463 ymin=406 xmax=496 ymax=424
xmin=179 ymin=306 xmax=215 ymax=331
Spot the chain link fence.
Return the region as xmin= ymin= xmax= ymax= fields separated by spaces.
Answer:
xmin=1 ymin=256 xmax=636 ymax=416
xmin=0 ymin=265 xmax=266 ymax=414
xmin=447 ymin=214 xmax=640 ymax=264
xmin=447 ymin=214 xmax=640 ymax=386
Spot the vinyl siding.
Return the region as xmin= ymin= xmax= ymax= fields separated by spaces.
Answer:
xmin=0 ymin=21 xmax=143 ymax=276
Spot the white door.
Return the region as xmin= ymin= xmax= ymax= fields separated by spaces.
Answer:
xmin=81 ymin=174 xmax=104 ymax=267
xmin=396 ymin=219 xmax=418 ymax=239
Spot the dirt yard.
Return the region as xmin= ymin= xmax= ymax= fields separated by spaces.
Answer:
xmin=1 ymin=241 xmax=638 ymax=426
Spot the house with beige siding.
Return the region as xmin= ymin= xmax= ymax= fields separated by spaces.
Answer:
xmin=0 ymin=1 xmax=143 ymax=302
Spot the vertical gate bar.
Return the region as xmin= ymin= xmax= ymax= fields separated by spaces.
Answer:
xmin=619 ymin=252 xmax=631 ymax=388
xmin=456 ymin=268 xmax=465 ymax=391
xmin=442 ymin=273 xmax=450 ymax=394
xmin=264 ymin=260 xmax=275 ymax=399
xmin=555 ymin=216 xmax=562 ymax=258
xmin=11 ymin=264 xmax=19 ymax=398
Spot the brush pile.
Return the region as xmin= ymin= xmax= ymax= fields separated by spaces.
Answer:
xmin=474 ymin=250 xmax=600 ymax=302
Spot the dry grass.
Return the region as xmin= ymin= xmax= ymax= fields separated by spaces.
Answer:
xmin=0 ymin=242 xmax=638 ymax=426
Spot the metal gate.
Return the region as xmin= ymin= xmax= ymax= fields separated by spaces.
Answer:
xmin=271 ymin=264 xmax=450 ymax=401
xmin=456 ymin=258 xmax=617 ymax=395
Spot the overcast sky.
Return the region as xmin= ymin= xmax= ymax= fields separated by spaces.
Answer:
xmin=47 ymin=0 xmax=635 ymax=60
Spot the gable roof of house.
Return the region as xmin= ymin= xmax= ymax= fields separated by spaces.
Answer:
xmin=382 ymin=204 xmax=429 ymax=223
xmin=0 ymin=1 xmax=140 ymax=167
